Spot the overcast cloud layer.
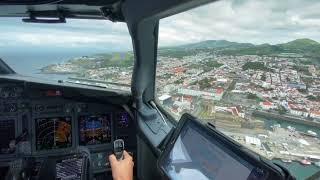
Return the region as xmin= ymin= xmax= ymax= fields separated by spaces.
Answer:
xmin=1 ymin=0 xmax=320 ymax=51
xmin=159 ymin=0 xmax=320 ymax=46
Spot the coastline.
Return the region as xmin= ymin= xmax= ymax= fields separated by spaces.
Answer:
xmin=253 ymin=110 xmax=320 ymax=128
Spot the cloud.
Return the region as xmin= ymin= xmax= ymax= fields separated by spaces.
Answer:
xmin=14 ymin=32 xmax=130 ymax=47
xmin=1 ymin=0 xmax=320 ymax=50
xmin=158 ymin=0 xmax=320 ymax=46
xmin=0 ymin=18 xmax=132 ymax=51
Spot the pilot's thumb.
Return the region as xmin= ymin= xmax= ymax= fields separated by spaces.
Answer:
xmin=109 ymin=154 xmax=118 ymax=165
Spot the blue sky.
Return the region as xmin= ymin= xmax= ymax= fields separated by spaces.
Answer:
xmin=1 ymin=0 xmax=320 ymax=52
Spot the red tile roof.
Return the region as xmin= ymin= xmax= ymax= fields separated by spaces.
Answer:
xmin=216 ymin=88 xmax=224 ymax=94
xmin=263 ymin=101 xmax=272 ymax=106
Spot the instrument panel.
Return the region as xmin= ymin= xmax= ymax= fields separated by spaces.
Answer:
xmin=0 ymin=81 xmax=136 ymax=174
xmin=79 ymin=114 xmax=112 ymax=146
xmin=35 ymin=116 xmax=72 ymax=150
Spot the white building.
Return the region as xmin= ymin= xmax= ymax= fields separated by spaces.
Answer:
xmin=158 ymin=94 xmax=172 ymax=106
xmin=310 ymin=111 xmax=320 ymax=119
xmin=177 ymin=88 xmax=224 ymax=101
xmin=245 ymin=136 xmax=261 ymax=147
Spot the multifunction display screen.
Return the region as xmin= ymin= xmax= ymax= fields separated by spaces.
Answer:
xmin=116 ymin=112 xmax=130 ymax=128
xmin=36 ymin=117 xmax=72 ymax=150
xmin=79 ymin=115 xmax=112 ymax=145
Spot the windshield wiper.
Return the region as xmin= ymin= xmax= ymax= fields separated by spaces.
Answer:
xmin=0 ymin=58 xmax=15 ymax=74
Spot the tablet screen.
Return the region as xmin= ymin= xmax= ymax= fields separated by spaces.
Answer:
xmin=160 ymin=120 xmax=268 ymax=180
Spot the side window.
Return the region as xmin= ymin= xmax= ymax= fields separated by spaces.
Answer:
xmin=156 ymin=1 xmax=320 ymax=179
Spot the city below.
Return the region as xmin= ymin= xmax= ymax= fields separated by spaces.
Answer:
xmin=41 ymin=38 xmax=320 ymax=178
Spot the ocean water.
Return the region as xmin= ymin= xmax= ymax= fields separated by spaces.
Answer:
xmin=0 ymin=48 xmax=104 ymax=81
xmin=263 ymin=117 xmax=320 ymax=138
xmin=273 ymin=160 xmax=320 ymax=180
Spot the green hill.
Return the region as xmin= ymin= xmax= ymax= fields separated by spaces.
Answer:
xmin=158 ymin=38 xmax=320 ymax=63
xmin=278 ymin=38 xmax=320 ymax=58
xmin=214 ymin=38 xmax=320 ymax=59
xmin=177 ymin=40 xmax=254 ymax=49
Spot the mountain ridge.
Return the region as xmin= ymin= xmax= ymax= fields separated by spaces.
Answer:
xmin=174 ymin=38 xmax=319 ymax=49
xmin=161 ymin=38 xmax=320 ymax=59
xmin=176 ymin=39 xmax=255 ymax=49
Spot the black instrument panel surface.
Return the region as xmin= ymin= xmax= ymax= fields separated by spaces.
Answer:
xmin=0 ymin=80 xmax=135 ymax=157
xmin=0 ymin=119 xmax=15 ymax=154
xmin=0 ymin=78 xmax=136 ymax=178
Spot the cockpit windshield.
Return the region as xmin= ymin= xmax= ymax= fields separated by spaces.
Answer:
xmin=156 ymin=1 xmax=320 ymax=179
xmin=0 ymin=18 xmax=133 ymax=90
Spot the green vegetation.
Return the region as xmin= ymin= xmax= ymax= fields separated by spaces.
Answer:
xmin=187 ymin=63 xmax=203 ymax=69
xmin=247 ymin=93 xmax=258 ymax=99
xmin=174 ymin=79 xmax=184 ymax=84
xmin=158 ymin=49 xmax=198 ymax=58
xmin=175 ymin=40 xmax=254 ymax=49
xmin=301 ymin=77 xmax=314 ymax=86
xmin=218 ymin=38 xmax=320 ymax=59
xmin=300 ymin=60 xmax=314 ymax=65
xmin=226 ymin=80 xmax=236 ymax=91
xmin=69 ymin=58 xmax=98 ymax=69
xmin=242 ymin=62 xmax=272 ymax=72
xmin=100 ymin=52 xmax=133 ymax=67
xmin=160 ymin=38 xmax=320 ymax=66
xmin=188 ymin=60 xmax=223 ymax=73
xmin=261 ymin=73 xmax=266 ymax=81
xmin=292 ymin=65 xmax=312 ymax=76
xmin=221 ymin=44 xmax=283 ymax=56
xmin=204 ymin=61 xmax=223 ymax=69
xmin=297 ymin=88 xmax=307 ymax=93
xmin=277 ymin=106 xmax=287 ymax=115
xmin=161 ymin=73 xmax=173 ymax=79
xmin=191 ymin=77 xmax=216 ymax=90
xmin=307 ymin=95 xmax=320 ymax=101
xmin=280 ymin=39 xmax=320 ymax=56
xmin=68 ymin=52 xmax=134 ymax=69
xmin=198 ymin=77 xmax=213 ymax=90
xmin=247 ymin=93 xmax=263 ymax=102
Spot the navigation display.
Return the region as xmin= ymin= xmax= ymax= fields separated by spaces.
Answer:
xmin=35 ymin=117 xmax=72 ymax=150
xmin=79 ymin=115 xmax=112 ymax=145
xmin=160 ymin=119 xmax=269 ymax=180
xmin=116 ymin=112 xmax=130 ymax=128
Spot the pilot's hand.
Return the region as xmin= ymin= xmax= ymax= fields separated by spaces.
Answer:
xmin=109 ymin=150 xmax=134 ymax=180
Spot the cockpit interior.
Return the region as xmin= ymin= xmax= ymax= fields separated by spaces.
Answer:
xmin=0 ymin=0 xmax=303 ymax=179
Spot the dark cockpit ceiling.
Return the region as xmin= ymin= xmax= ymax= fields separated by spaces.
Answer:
xmin=0 ymin=0 xmax=217 ymax=22
xmin=0 ymin=0 xmax=127 ymax=23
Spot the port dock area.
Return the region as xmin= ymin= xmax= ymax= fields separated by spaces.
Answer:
xmin=218 ymin=125 xmax=320 ymax=165
xmin=253 ymin=110 xmax=320 ymax=128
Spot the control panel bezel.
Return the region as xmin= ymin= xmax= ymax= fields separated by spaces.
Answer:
xmin=31 ymin=99 xmax=76 ymax=156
